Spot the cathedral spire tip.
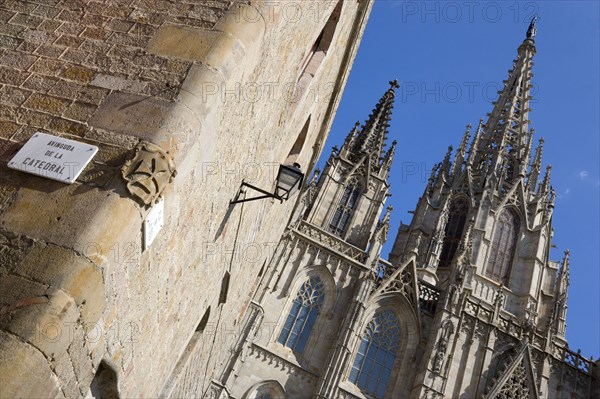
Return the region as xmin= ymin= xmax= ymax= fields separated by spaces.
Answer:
xmin=526 ymin=15 xmax=538 ymax=39
xmin=389 ymin=79 xmax=400 ymax=89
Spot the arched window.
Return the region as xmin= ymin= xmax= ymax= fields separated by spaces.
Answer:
xmin=349 ymin=309 xmax=401 ymax=399
xmin=438 ymin=197 xmax=469 ymax=268
xmin=329 ymin=179 xmax=361 ymax=237
xmin=278 ymin=276 xmax=325 ymax=353
xmin=485 ymin=209 xmax=520 ymax=283
xmin=243 ymin=380 xmax=286 ymax=399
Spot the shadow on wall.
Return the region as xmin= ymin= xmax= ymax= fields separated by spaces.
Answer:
xmin=89 ymin=361 xmax=120 ymax=399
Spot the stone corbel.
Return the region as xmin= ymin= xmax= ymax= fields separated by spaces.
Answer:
xmin=121 ymin=141 xmax=177 ymax=206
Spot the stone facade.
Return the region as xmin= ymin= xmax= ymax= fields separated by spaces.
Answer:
xmin=0 ymin=2 xmax=597 ymax=399
xmin=217 ymin=22 xmax=599 ymax=399
xmin=0 ymin=0 xmax=373 ymax=397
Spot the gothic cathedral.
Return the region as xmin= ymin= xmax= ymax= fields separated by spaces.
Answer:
xmin=216 ymin=21 xmax=598 ymax=399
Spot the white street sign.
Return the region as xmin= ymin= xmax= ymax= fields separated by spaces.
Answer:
xmin=8 ymin=132 xmax=98 ymax=184
xmin=144 ymin=197 xmax=164 ymax=249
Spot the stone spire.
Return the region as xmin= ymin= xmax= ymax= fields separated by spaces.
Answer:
xmin=452 ymin=124 xmax=472 ymax=175
xmin=539 ymin=164 xmax=552 ymax=195
xmin=472 ymin=18 xmax=537 ymax=184
xmin=346 ymin=80 xmax=399 ymax=172
xmin=466 ymin=118 xmax=484 ymax=167
xmin=527 ymin=137 xmax=544 ymax=191
xmin=439 ymin=145 xmax=453 ymax=179
xmin=381 ymin=139 xmax=397 ymax=174
xmin=341 ymin=121 xmax=361 ymax=156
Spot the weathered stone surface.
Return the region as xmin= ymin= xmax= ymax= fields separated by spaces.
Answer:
xmin=0 ymin=285 xmax=77 ymax=360
xmin=15 ymin=244 xmax=105 ymax=325
xmin=0 ymin=0 xmax=369 ymax=398
xmin=88 ymin=92 xmax=173 ymax=143
xmin=0 ymin=185 xmax=141 ymax=263
xmin=90 ymin=74 xmax=147 ymax=93
xmin=148 ymin=24 xmax=224 ymax=62
xmin=0 ymin=331 xmax=64 ymax=399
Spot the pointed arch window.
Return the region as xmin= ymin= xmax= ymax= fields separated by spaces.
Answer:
xmin=486 ymin=209 xmax=520 ymax=284
xmin=329 ymin=179 xmax=361 ymax=237
xmin=278 ymin=276 xmax=325 ymax=353
xmin=243 ymin=380 xmax=287 ymax=399
xmin=438 ymin=197 xmax=469 ymax=268
xmin=349 ymin=309 xmax=400 ymax=399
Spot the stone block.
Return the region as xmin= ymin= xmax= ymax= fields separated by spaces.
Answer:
xmin=0 ymin=121 xmax=20 ymax=138
xmin=62 ymin=101 xmax=98 ymax=122
xmin=0 ymin=184 xmax=142 ymax=265
xmin=148 ymin=24 xmax=223 ymax=62
xmin=23 ymin=93 xmax=70 ymax=114
xmin=15 ymin=244 xmax=106 ymax=325
xmin=0 ymin=86 xmax=32 ymax=107
xmin=62 ymin=64 xmax=95 ymax=84
xmin=48 ymin=117 xmax=88 ymax=136
xmin=1 ymin=286 xmax=78 ymax=360
xmin=91 ymin=74 xmax=147 ymax=93
xmin=35 ymin=44 xmax=66 ymax=58
xmin=21 ymin=74 xmax=59 ymax=93
xmin=29 ymin=57 xmax=64 ymax=76
xmin=0 ymin=66 xmax=30 ymax=85
xmin=0 ymin=331 xmax=65 ymax=399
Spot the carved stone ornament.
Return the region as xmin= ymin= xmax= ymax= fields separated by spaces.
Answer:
xmin=121 ymin=141 xmax=176 ymax=205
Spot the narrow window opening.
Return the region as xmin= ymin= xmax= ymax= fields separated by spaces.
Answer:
xmin=90 ymin=361 xmax=119 ymax=399
xmin=285 ymin=117 xmax=310 ymax=165
xmin=293 ymin=1 xmax=342 ymax=102
xmin=219 ymin=272 xmax=230 ymax=304
xmin=329 ymin=178 xmax=362 ymax=237
xmin=486 ymin=209 xmax=520 ymax=284
xmin=438 ymin=197 xmax=469 ymax=268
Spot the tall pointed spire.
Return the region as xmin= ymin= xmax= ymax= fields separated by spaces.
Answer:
xmin=348 ymin=80 xmax=399 ymax=172
xmin=381 ymin=139 xmax=397 ymax=174
xmin=472 ymin=18 xmax=538 ymax=184
xmin=466 ymin=118 xmax=484 ymax=167
xmin=439 ymin=145 xmax=453 ymax=179
xmin=539 ymin=164 xmax=552 ymax=195
xmin=341 ymin=121 xmax=361 ymax=156
xmin=452 ymin=124 xmax=471 ymax=175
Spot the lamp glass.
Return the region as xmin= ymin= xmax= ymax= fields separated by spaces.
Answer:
xmin=276 ymin=164 xmax=304 ymax=200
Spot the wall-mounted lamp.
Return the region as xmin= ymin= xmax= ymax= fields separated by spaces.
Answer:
xmin=230 ymin=163 xmax=304 ymax=205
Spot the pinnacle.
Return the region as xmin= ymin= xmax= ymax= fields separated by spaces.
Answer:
xmin=344 ymin=80 xmax=399 ymax=173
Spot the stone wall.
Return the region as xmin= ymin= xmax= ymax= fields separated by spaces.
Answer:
xmin=0 ymin=0 xmax=373 ymax=397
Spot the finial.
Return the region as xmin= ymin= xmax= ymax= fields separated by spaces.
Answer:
xmin=389 ymin=79 xmax=400 ymax=90
xmin=526 ymin=15 xmax=538 ymax=39
xmin=540 ymin=164 xmax=552 ymax=194
xmin=383 ymin=205 xmax=393 ymax=221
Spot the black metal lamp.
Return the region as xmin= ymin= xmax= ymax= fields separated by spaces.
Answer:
xmin=230 ymin=163 xmax=304 ymax=204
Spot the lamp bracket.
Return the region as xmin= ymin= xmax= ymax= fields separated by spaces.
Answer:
xmin=230 ymin=181 xmax=282 ymax=205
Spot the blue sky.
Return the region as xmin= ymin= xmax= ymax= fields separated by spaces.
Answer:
xmin=318 ymin=1 xmax=600 ymax=357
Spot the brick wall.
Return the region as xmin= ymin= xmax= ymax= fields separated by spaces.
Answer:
xmin=0 ymin=1 xmax=371 ymax=398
